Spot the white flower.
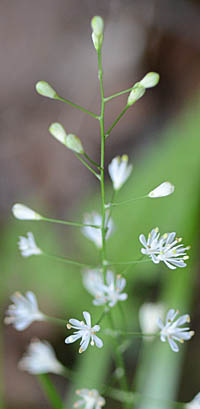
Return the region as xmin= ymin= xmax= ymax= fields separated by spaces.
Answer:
xmin=186 ymin=393 xmax=200 ymax=409
xmin=139 ymin=228 xmax=190 ymax=269
xmin=65 ymin=311 xmax=103 ymax=353
xmin=83 ymin=270 xmax=127 ymax=307
xmin=12 ymin=203 xmax=42 ymax=220
xmin=74 ymin=388 xmax=105 ymax=409
xmin=139 ymin=302 xmax=165 ymax=336
xmin=35 ymin=81 xmax=57 ymax=99
xmin=108 ymin=155 xmax=133 ymax=191
xmin=140 ymin=72 xmax=160 ymax=88
xmin=157 ymin=309 xmax=194 ymax=352
xmin=82 ymin=212 xmax=114 ymax=248
xmin=4 ymin=291 xmax=45 ymax=330
xmin=18 ymin=232 xmax=42 ymax=257
xmin=148 ymin=182 xmax=175 ymax=198
xmin=18 ymin=339 xmax=64 ymax=374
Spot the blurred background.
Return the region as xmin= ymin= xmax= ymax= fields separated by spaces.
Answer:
xmin=1 ymin=0 xmax=200 ymax=408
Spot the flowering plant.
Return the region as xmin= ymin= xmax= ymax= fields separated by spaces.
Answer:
xmin=5 ymin=15 xmax=197 ymax=409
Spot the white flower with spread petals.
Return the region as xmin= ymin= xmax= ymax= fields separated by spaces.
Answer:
xmin=139 ymin=228 xmax=190 ymax=269
xmin=18 ymin=232 xmax=42 ymax=257
xmin=82 ymin=212 xmax=114 ymax=248
xmin=157 ymin=309 xmax=194 ymax=352
xmin=74 ymin=388 xmax=105 ymax=409
xmin=108 ymin=155 xmax=132 ymax=191
xmin=83 ymin=270 xmax=127 ymax=307
xmin=148 ymin=182 xmax=175 ymax=198
xmin=18 ymin=339 xmax=64 ymax=374
xmin=139 ymin=302 xmax=165 ymax=336
xmin=12 ymin=203 xmax=42 ymax=220
xmin=4 ymin=291 xmax=45 ymax=331
xmin=186 ymin=393 xmax=200 ymax=409
xmin=65 ymin=311 xmax=103 ymax=353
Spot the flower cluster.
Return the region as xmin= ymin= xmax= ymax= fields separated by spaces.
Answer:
xmin=83 ymin=269 xmax=127 ymax=307
xmin=139 ymin=228 xmax=190 ymax=269
xmin=74 ymin=388 xmax=105 ymax=409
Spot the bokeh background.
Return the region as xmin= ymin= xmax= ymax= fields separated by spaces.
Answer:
xmin=1 ymin=0 xmax=200 ymax=408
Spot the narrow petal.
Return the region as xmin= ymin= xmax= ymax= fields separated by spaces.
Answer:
xmin=83 ymin=311 xmax=91 ymax=327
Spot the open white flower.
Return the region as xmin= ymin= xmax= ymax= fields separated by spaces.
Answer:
xmin=139 ymin=228 xmax=190 ymax=269
xmin=19 ymin=339 xmax=64 ymax=374
xmin=4 ymin=291 xmax=45 ymax=330
xmin=12 ymin=203 xmax=42 ymax=220
xmin=65 ymin=311 xmax=103 ymax=353
xmin=108 ymin=155 xmax=133 ymax=191
xmin=18 ymin=232 xmax=42 ymax=257
xmin=74 ymin=388 xmax=105 ymax=409
xmin=186 ymin=393 xmax=200 ymax=409
xmin=148 ymin=182 xmax=175 ymax=198
xmin=83 ymin=270 xmax=127 ymax=307
xmin=82 ymin=212 xmax=114 ymax=248
xmin=139 ymin=302 xmax=165 ymax=336
xmin=157 ymin=309 xmax=194 ymax=352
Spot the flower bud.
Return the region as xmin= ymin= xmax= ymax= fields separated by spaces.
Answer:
xmin=66 ymin=134 xmax=84 ymax=154
xmin=49 ymin=123 xmax=67 ymax=145
xmin=91 ymin=16 xmax=104 ymax=51
xmin=35 ymin=81 xmax=57 ymax=99
xmin=140 ymin=72 xmax=160 ymax=88
xmin=148 ymin=182 xmax=175 ymax=198
xmin=127 ymin=83 xmax=146 ymax=106
xmin=12 ymin=204 xmax=42 ymax=220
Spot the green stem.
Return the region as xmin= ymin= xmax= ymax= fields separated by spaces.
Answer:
xmin=43 ymin=252 xmax=93 ymax=268
xmin=44 ymin=315 xmax=67 ymax=326
xmin=55 ymin=95 xmax=99 ymax=119
xmin=41 ymin=216 xmax=101 ymax=229
xmin=107 ymin=259 xmax=150 ymax=267
xmin=37 ymin=374 xmax=64 ymax=409
xmin=107 ymin=195 xmax=148 ymax=207
xmin=75 ymin=153 xmax=101 ymax=180
xmin=105 ymin=329 xmax=159 ymax=338
xmin=97 ymin=49 xmax=107 ymax=270
xmin=84 ymin=152 xmax=101 ymax=169
xmin=104 ymin=87 xmax=132 ymax=102
xmin=105 ymin=106 xmax=129 ymax=139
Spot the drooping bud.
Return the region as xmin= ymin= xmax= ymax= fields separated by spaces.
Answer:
xmin=66 ymin=134 xmax=84 ymax=154
xmin=91 ymin=16 xmax=104 ymax=51
xmin=12 ymin=204 xmax=42 ymax=220
xmin=49 ymin=123 xmax=67 ymax=145
xmin=127 ymin=83 xmax=146 ymax=106
xmin=148 ymin=182 xmax=175 ymax=198
xmin=140 ymin=72 xmax=160 ymax=88
xmin=35 ymin=81 xmax=57 ymax=99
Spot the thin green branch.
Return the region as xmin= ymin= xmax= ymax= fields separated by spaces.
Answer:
xmin=105 ymin=106 xmax=129 ymax=139
xmin=104 ymin=87 xmax=132 ymax=103
xmin=106 ymin=195 xmax=148 ymax=207
xmin=55 ymin=95 xmax=99 ymax=119
xmin=75 ymin=153 xmax=101 ymax=180
xmin=43 ymin=252 xmax=94 ymax=269
xmin=44 ymin=315 xmax=67 ymax=326
xmin=41 ymin=216 xmax=101 ymax=229
xmin=107 ymin=259 xmax=150 ymax=267
xmin=83 ymin=152 xmax=101 ymax=170
xmin=37 ymin=374 xmax=64 ymax=409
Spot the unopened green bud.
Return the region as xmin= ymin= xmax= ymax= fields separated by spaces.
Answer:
xmin=66 ymin=134 xmax=84 ymax=154
xmin=127 ymin=83 xmax=146 ymax=106
xmin=140 ymin=72 xmax=160 ymax=88
xmin=36 ymin=81 xmax=57 ymax=99
xmin=49 ymin=123 xmax=67 ymax=144
xmin=91 ymin=16 xmax=104 ymax=50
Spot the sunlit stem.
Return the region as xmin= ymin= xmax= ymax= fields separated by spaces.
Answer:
xmin=41 ymin=216 xmax=101 ymax=229
xmin=37 ymin=374 xmax=65 ymax=409
xmin=105 ymin=105 xmax=129 ymax=139
xmin=75 ymin=153 xmax=101 ymax=180
xmin=104 ymin=87 xmax=132 ymax=103
xmin=106 ymin=195 xmax=148 ymax=208
xmin=55 ymin=95 xmax=99 ymax=119
xmin=43 ymin=252 xmax=94 ymax=269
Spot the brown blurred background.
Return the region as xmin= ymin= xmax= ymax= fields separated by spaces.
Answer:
xmin=1 ymin=0 xmax=200 ymax=408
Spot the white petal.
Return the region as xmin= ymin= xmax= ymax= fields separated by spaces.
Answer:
xmin=148 ymin=182 xmax=175 ymax=198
